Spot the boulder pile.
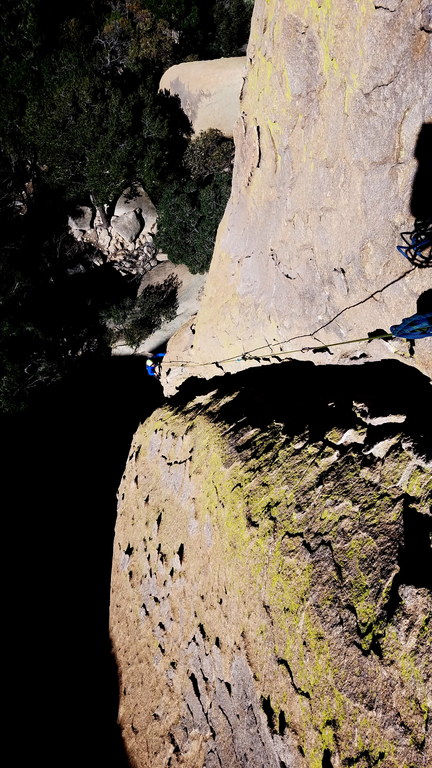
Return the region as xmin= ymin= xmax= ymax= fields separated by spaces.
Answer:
xmin=68 ymin=183 xmax=168 ymax=277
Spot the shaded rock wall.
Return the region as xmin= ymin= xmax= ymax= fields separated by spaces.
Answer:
xmin=163 ymin=0 xmax=432 ymax=395
xmin=110 ymin=360 xmax=432 ymax=768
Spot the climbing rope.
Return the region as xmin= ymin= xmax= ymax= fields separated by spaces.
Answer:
xmin=153 ymin=224 xmax=432 ymax=373
xmin=160 ymin=332 xmax=396 ymax=369
xmin=160 ymin=317 xmax=432 ymax=371
xmin=390 ymin=312 xmax=432 ymax=339
xmin=397 ymin=218 xmax=432 ymax=267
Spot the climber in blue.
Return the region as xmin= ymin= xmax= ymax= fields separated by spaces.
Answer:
xmin=146 ymin=353 xmax=165 ymax=377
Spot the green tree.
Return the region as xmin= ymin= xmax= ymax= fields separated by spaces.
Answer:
xmin=1 ymin=0 xmax=190 ymax=207
xmin=184 ymin=128 xmax=234 ymax=179
xmin=94 ymin=2 xmax=176 ymax=74
xmin=156 ymin=172 xmax=231 ymax=273
xmin=156 ymin=129 xmax=234 ymax=273
xmin=211 ymin=0 xmax=252 ymax=56
xmin=21 ymin=38 xmax=190 ymax=205
xmin=102 ymin=275 xmax=179 ymax=348
xmin=0 ymin=236 xmax=111 ymax=415
xmin=142 ymin=0 xmax=252 ymax=59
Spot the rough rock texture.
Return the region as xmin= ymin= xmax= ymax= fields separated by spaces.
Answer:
xmin=112 ymin=261 xmax=207 ymax=356
xmin=110 ymin=4 xmax=432 ymax=765
xmin=162 ymin=0 xmax=432 ymax=396
xmin=111 ymin=210 xmax=143 ymax=243
xmin=68 ymin=184 xmax=160 ymax=277
xmin=159 ymin=57 xmax=247 ymax=138
xmin=68 ymin=205 xmax=93 ymax=232
xmin=110 ymin=360 xmax=432 ymax=768
xmin=114 ymin=185 xmax=157 ymax=232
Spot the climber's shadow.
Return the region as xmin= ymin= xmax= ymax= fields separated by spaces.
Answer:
xmin=396 ymin=124 xmax=432 ymax=268
xmin=410 ymin=123 xmax=432 ymax=221
xmin=417 ymin=288 xmax=432 ymax=314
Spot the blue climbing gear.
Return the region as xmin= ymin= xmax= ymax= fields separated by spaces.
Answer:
xmin=390 ymin=312 xmax=432 ymax=339
xmin=397 ymin=218 xmax=431 ymax=267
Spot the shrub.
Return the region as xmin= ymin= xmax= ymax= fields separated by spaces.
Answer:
xmin=184 ymin=129 xmax=234 ymax=180
xmin=155 ymin=173 xmax=231 ymax=273
xmin=102 ymin=274 xmax=179 ymax=348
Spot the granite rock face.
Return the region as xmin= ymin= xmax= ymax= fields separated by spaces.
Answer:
xmin=110 ymin=4 xmax=432 ymax=766
xmin=159 ymin=57 xmax=247 ymax=138
xmin=110 ymin=360 xmax=432 ymax=768
xmin=162 ymin=0 xmax=432 ymax=396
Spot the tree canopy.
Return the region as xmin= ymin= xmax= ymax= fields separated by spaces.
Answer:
xmin=156 ymin=130 xmax=234 ymax=273
xmin=0 ymin=0 xmax=252 ymax=413
xmin=1 ymin=0 xmax=250 ymax=203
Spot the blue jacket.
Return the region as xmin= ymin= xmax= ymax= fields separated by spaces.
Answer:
xmin=146 ymin=353 xmax=165 ymax=376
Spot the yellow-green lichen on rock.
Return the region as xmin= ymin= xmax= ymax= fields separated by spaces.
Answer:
xmin=110 ymin=360 xmax=432 ymax=768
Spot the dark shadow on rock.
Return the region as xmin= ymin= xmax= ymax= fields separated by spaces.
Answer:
xmin=173 ymin=358 xmax=432 ymax=635
xmin=417 ymin=288 xmax=432 ymax=313
xmin=410 ymin=123 xmax=432 ymax=221
xmin=384 ymin=498 xmax=432 ymax=622
xmin=399 ymin=504 xmax=432 ymax=590
xmin=173 ymin=358 xmax=432 ymax=459
xmin=3 ymin=355 xmax=163 ymax=768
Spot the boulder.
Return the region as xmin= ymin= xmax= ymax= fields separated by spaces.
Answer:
xmin=111 ymin=261 xmax=207 ymax=356
xmin=67 ymin=186 xmax=160 ymax=276
xmin=113 ymin=184 xmax=157 ymax=233
xmin=69 ymin=206 xmax=93 ymax=231
xmin=67 ymin=217 xmax=83 ymax=240
xmin=110 ymin=210 xmax=142 ymax=243
xmin=95 ymin=227 xmax=112 ymax=252
xmin=159 ymin=57 xmax=247 ymax=138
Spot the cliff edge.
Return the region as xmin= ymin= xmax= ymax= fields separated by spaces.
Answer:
xmin=162 ymin=0 xmax=432 ymax=396
xmin=109 ymin=3 xmax=432 ymax=766
xmin=111 ymin=361 xmax=431 ymax=767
